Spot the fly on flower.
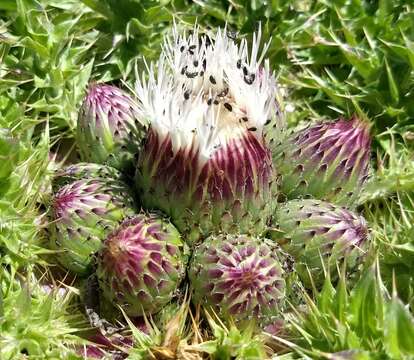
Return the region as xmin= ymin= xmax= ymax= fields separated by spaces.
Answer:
xmin=135 ymin=25 xmax=282 ymax=243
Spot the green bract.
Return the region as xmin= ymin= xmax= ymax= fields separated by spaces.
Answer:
xmin=77 ymin=84 xmax=147 ymax=173
xmin=189 ymin=234 xmax=286 ymax=325
xmin=272 ymin=199 xmax=369 ymax=285
xmin=52 ymin=163 xmax=122 ymax=192
xmin=273 ymin=117 xmax=371 ymax=207
xmin=49 ymin=177 xmax=135 ymax=275
xmin=96 ymin=214 xmax=188 ymax=316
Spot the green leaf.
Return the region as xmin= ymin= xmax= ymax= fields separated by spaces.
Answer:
xmin=317 ymin=276 xmax=335 ymax=314
xmin=384 ymin=58 xmax=399 ymax=104
xmin=384 ymin=295 xmax=414 ymax=358
xmin=190 ymin=340 xmax=218 ymax=354
xmin=0 ymin=0 xmax=16 ymax=11
xmin=349 ymin=266 xmax=384 ymax=340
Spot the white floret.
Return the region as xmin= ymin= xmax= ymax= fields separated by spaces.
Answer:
xmin=135 ymin=24 xmax=280 ymax=161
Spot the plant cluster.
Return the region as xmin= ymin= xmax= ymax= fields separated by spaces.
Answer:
xmin=1 ymin=1 xmax=414 ymax=359
xmin=44 ymin=25 xmax=386 ymax=358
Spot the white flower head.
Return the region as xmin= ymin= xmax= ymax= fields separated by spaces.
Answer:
xmin=135 ymin=24 xmax=279 ymax=162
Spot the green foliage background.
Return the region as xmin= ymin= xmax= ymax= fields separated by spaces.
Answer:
xmin=1 ymin=0 xmax=414 ymax=359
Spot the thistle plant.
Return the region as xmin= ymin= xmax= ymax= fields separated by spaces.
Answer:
xmin=96 ymin=214 xmax=188 ymax=316
xmin=49 ymin=177 xmax=136 ymax=275
xmin=0 ymin=269 xmax=85 ymax=359
xmin=280 ymin=265 xmax=414 ymax=359
xmin=77 ymin=84 xmax=147 ymax=173
xmin=271 ymin=199 xmax=369 ymax=286
xmin=135 ymin=26 xmax=280 ymax=242
xmin=273 ymin=117 xmax=371 ymax=206
xmin=3 ymin=1 xmax=414 ymax=358
xmin=189 ymin=234 xmax=286 ymax=326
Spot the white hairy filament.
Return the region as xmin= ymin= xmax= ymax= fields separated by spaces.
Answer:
xmin=135 ymin=24 xmax=279 ymax=161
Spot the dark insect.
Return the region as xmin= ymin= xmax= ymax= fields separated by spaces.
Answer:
xmin=244 ymin=74 xmax=255 ymax=85
xmin=224 ymin=103 xmax=232 ymax=112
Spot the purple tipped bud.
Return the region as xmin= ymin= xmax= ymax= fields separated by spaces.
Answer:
xmin=273 ymin=117 xmax=371 ymax=207
xmin=189 ymin=234 xmax=285 ymax=325
xmin=272 ymin=199 xmax=369 ymax=286
xmin=77 ymin=84 xmax=147 ymax=172
xmin=96 ymin=214 xmax=188 ymax=316
xmin=49 ymin=177 xmax=135 ymax=275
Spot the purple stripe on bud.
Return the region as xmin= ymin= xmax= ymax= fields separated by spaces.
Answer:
xmin=96 ymin=215 xmax=186 ymax=317
xmin=189 ymin=234 xmax=285 ymax=323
